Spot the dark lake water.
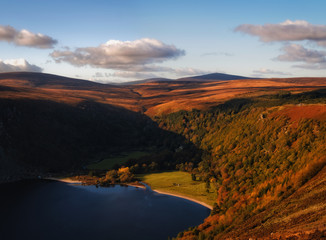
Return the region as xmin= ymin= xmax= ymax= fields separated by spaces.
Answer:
xmin=0 ymin=180 xmax=210 ymax=240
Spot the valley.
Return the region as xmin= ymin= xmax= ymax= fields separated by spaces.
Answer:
xmin=0 ymin=72 xmax=326 ymax=239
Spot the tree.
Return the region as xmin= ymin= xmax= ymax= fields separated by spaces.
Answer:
xmin=191 ymin=173 xmax=196 ymax=181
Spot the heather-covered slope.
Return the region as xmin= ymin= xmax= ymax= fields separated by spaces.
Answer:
xmin=222 ymin=165 xmax=326 ymax=239
xmin=155 ymin=91 xmax=326 ymax=239
xmin=131 ymin=77 xmax=326 ymax=116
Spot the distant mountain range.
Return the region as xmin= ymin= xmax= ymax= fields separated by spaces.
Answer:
xmin=122 ymin=72 xmax=252 ymax=85
xmin=0 ymin=71 xmax=253 ymax=87
xmin=176 ymin=72 xmax=252 ymax=82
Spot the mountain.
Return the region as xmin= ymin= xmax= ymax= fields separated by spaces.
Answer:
xmin=0 ymin=72 xmax=106 ymax=89
xmin=120 ymin=72 xmax=252 ymax=86
xmin=120 ymin=73 xmax=251 ymax=85
xmin=176 ymin=72 xmax=253 ymax=82
xmin=0 ymin=72 xmax=326 ymax=238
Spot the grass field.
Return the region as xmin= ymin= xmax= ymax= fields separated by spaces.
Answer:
xmin=87 ymin=151 xmax=150 ymax=170
xmin=137 ymin=171 xmax=216 ymax=207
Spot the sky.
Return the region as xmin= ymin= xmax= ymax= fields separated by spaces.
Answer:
xmin=0 ymin=0 xmax=326 ymax=83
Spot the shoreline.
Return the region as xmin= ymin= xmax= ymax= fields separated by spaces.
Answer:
xmin=46 ymin=177 xmax=82 ymax=184
xmin=152 ymin=189 xmax=213 ymax=210
xmin=48 ymin=177 xmax=212 ymax=210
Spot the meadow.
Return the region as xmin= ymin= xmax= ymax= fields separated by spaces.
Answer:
xmin=87 ymin=151 xmax=151 ymax=170
xmin=137 ymin=171 xmax=216 ymax=207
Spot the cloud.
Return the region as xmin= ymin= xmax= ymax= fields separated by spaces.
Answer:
xmin=292 ymin=63 xmax=326 ymax=70
xmin=51 ymin=38 xmax=185 ymax=70
xmin=110 ymin=64 xmax=172 ymax=73
xmin=173 ymin=67 xmax=212 ymax=76
xmin=277 ymin=44 xmax=326 ymax=63
xmin=235 ymin=20 xmax=326 ymax=46
xmin=253 ymin=68 xmax=291 ymax=76
xmin=201 ymin=52 xmax=233 ymax=57
xmin=90 ymin=71 xmax=159 ymax=83
xmin=0 ymin=58 xmax=43 ymax=72
xmin=276 ymin=44 xmax=326 ymax=70
xmin=94 ymin=72 xmax=104 ymax=78
xmin=0 ymin=25 xmax=57 ymax=48
xmin=109 ymin=71 xmax=158 ymax=79
xmin=91 ymin=66 xmax=211 ymax=83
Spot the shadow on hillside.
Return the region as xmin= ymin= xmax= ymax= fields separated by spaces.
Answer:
xmin=0 ymin=98 xmax=201 ymax=181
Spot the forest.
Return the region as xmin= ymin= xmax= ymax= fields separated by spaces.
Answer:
xmin=152 ymin=89 xmax=326 ymax=239
xmin=79 ymin=88 xmax=326 ymax=239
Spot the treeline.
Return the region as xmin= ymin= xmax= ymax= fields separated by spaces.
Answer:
xmin=154 ymin=89 xmax=326 ymax=239
xmin=0 ymin=98 xmax=192 ymax=181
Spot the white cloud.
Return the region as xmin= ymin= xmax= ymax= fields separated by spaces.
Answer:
xmin=0 ymin=58 xmax=43 ymax=72
xmin=91 ymin=66 xmax=211 ymax=82
xmin=253 ymin=68 xmax=291 ymax=76
xmin=90 ymin=71 xmax=159 ymax=83
xmin=201 ymin=52 xmax=233 ymax=57
xmin=51 ymin=38 xmax=185 ymax=70
xmin=0 ymin=25 xmax=57 ymax=48
xmin=109 ymin=71 xmax=158 ymax=79
xmin=173 ymin=67 xmax=212 ymax=76
xmin=94 ymin=72 xmax=104 ymax=78
xmin=235 ymin=20 xmax=326 ymax=47
xmin=292 ymin=63 xmax=326 ymax=70
xmin=276 ymin=44 xmax=326 ymax=70
xmin=277 ymin=44 xmax=326 ymax=63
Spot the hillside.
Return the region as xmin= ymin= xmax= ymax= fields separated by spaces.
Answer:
xmin=0 ymin=72 xmax=326 ymax=239
xmin=222 ymin=165 xmax=326 ymax=239
xmin=1 ymin=72 xmax=326 ymax=116
xmin=155 ymin=91 xmax=326 ymax=239
xmin=0 ymin=72 xmax=105 ymax=89
xmin=0 ymin=98 xmax=177 ymax=182
xmin=0 ymin=72 xmax=142 ymax=112
xmin=0 ymin=72 xmax=194 ymax=182
xmin=131 ymin=77 xmax=326 ymax=116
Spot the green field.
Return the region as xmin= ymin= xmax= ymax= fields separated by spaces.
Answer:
xmin=87 ymin=151 xmax=150 ymax=170
xmin=137 ymin=171 xmax=216 ymax=207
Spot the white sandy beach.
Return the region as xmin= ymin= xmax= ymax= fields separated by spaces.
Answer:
xmin=153 ymin=189 xmax=213 ymax=210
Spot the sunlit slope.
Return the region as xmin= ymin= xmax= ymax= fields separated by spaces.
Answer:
xmin=156 ymin=96 xmax=326 ymax=239
xmin=132 ymin=78 xmax=326 ymax=116
xmin=0 ymin=72 xmax=142 ymax=111
xmin=1 ymin=72 xmax=326 ymax=117
xmin=222 ymin=165 xmax=326 ymax=239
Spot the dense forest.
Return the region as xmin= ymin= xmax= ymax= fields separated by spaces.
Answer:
xmin=153 ymin=90 xmax=326 ymax=239
xmin=0 ymin=98 xmax=192 ymax=182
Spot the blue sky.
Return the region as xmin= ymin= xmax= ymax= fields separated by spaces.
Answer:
xmin=0 ymin=0 xmax=325 ymax=82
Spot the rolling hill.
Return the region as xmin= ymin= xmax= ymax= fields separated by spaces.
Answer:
xmin=1 ymin=72 xmax=326 ymax=116
xmin=0 ymin=72 xmax=326 ymax=239
xmin=0 ymin=72 xmax=105 ymax=89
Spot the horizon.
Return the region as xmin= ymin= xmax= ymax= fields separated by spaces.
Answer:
xmin=1 ymin=0 xmax=326 ymax=83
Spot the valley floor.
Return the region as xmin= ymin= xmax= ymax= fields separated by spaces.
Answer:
xmin=136 ymin=171 xmax=215 ymax=208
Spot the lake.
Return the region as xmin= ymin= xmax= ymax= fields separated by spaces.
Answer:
xmin=0 ymin=180 xmax=210 ymax=240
